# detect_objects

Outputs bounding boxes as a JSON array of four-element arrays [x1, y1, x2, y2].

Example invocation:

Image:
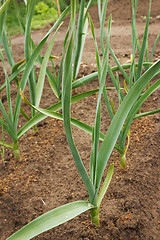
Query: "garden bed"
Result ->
[[0, 1, 160, 239]]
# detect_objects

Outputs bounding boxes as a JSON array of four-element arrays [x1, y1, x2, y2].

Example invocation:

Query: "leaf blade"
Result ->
[[97, 163, 114, 209], [35, 23, 62, 107], [7, 201, 94, 240]]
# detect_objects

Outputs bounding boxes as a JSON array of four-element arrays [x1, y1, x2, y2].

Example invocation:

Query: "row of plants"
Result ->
[[0, 0, 159, 239]]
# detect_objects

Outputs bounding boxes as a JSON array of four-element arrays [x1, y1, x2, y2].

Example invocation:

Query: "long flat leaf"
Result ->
[[90, 103, 101, 186], [88, 14, 102, 187], [100, 0, 109, 54], [101, 16, 114, 120], [149, 33, 160, 62], [89, 14, 101, 78], [135, 0, 152, 81], [36, 23, 62, 107], [0, 0, 10, 17], [2, 31, 14, 67], [109, 45, 130, 84], [7, 201, 94, 240], [57, 28, 70, 98], [91, 15, 111, 194], [25, 0, 37, 117], [62, 33, 95, 202], [134, 108, 160, 119], [73, 5, 88, 80], [0, 140, 13, 149], [85, 0, 94, 19], [97, 163, 114, 209], [25, 0, 36, 61], [131, 0, 139, 82], [0, 51, 13, 122]]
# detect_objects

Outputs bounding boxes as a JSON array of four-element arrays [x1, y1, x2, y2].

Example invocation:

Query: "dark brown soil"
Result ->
[[0, 1, 160, 239]]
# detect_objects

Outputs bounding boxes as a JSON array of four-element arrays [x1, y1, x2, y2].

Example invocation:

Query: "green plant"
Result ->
[[41, 0, 160, 173], [0, 115, 5, 166], [31, 1, 58, 29], [103, 0, 160, 170], [0, 0, 99, 159], [0, 0, 100, 160], [0, 0, 70, 159], [5, 0, 60, 35], [5, 0, 26, 35], [6, 0, 160, 239]]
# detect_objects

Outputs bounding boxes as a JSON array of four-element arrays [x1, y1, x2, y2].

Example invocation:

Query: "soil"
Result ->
[[0, 1, 160, 240]]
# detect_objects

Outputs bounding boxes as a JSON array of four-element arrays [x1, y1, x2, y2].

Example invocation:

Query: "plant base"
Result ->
[[13, 141, 20, 160], [120, 153, 126, 170], [90, 208, 100, 227]]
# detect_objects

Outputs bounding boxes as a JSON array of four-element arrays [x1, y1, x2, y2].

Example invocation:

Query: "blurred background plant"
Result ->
[[31, 1, 58, 29], [6, 0, 26, 35], [6, 0, 97, 35], [6, 0, 59, 35]]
